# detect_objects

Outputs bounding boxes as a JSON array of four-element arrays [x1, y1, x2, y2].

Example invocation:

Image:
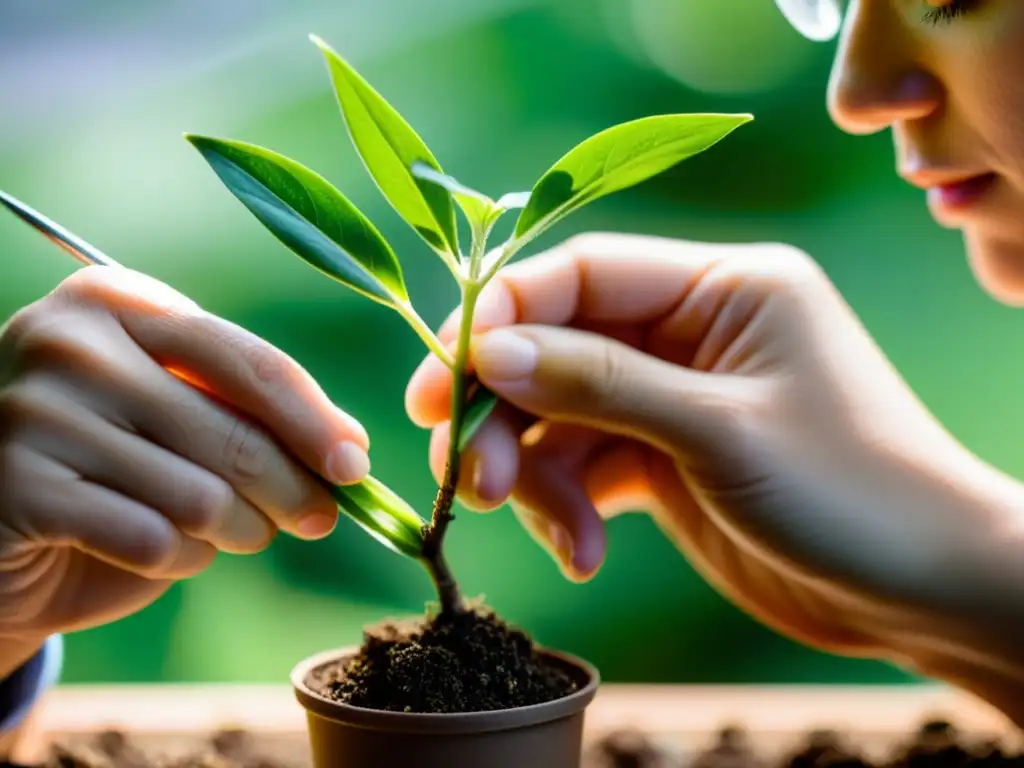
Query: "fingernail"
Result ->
[[327, 441, 370, 485], [471, 458, 486, 498], [469, 457, 500, 507], [539, 518, 574, 573], [473, 329, 538, 381], [297, 513, 337, 539]]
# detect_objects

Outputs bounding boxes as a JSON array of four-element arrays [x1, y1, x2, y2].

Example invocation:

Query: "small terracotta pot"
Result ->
[[291, 645, 600, 768]]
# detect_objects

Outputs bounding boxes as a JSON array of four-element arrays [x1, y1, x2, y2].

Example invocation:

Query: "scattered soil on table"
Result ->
[[691, 725, 765, 768], [307, 604, 579, 713], [45, 728, 288, 768], [33, 717, 1024, 768], [586, 727, 677, 767], [782, 728, 871, 768]]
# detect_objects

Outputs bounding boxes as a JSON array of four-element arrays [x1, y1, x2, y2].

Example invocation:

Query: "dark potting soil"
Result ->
[[309, 605, 579, 714]]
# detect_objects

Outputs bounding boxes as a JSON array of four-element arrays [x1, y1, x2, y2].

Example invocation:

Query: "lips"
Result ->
[[900, 168, 1000, 220]]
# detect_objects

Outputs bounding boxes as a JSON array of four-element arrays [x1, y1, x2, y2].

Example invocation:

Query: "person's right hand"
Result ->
[[406, 233, 1024, 664], [0, 265, 371, 674]]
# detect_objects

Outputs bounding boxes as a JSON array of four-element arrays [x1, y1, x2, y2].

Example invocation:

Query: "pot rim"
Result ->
[[291, 645, 600, 735]]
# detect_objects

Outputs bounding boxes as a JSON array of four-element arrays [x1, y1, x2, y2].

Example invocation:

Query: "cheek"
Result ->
[[942, 4, 1024, 306], [949, 10, 1024, 180]]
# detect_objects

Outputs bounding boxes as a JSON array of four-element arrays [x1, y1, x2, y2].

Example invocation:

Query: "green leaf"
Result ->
[[411, 162, 529, 238], [185, 135, 407, 306], [331, 475, 427, 559], [411, 162, 493, 230], [513, 113, 753, 242], [310, 35, 459, 260], [457, 385, 499, 452], [494, 191, 530, 211]]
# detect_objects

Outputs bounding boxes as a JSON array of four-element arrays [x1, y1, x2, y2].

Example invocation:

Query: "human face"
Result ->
[[783, 1, 1024, 305]]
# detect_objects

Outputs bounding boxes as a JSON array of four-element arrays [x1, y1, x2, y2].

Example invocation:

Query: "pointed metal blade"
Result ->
[[0, 189, 120, 267]]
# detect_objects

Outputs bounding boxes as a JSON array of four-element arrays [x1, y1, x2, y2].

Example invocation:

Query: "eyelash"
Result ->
[[921, 0, 980, 25]]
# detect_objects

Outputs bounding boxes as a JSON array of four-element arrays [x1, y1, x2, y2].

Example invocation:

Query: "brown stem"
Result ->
[[421, 458, 463, 616], [419, 283, 480, 616]]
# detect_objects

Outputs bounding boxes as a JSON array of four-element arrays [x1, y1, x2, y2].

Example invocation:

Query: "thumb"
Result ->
[[470, 326, 734, 454]]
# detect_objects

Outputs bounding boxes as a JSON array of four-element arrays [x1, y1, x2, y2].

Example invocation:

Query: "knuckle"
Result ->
[[1, 302, 43, 351], [51, 265, 116, 306], [755, 244, 826, 292], [235, 334, 299, 397], [250, 344, 290, 387], [0, 442, 28, 503], [243, 523, 277, 554], [2, 308, 116, 377], [52, 265, 196, 315], [221, 416, 274, 482], [181, 477, 235, 536], [561, 231, 605, 257], [0, 381, 56, 439], [572, 341, 631, 407], [130, 524, 182, 573], [2, 303, 62, 362]]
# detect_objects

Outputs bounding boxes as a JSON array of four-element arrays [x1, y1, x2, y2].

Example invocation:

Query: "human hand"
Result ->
[[0, 265, 370, 673], [406, 233, 1024, 659]]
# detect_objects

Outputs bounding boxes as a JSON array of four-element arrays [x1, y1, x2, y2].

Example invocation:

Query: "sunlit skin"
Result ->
[[828, 0, 1024, 303]]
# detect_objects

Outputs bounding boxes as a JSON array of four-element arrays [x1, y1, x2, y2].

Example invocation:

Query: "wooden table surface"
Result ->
[[7, 683, 1018, 765]]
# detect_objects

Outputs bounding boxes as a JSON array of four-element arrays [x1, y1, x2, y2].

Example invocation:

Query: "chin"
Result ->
[[965, 229, 1024, 306]]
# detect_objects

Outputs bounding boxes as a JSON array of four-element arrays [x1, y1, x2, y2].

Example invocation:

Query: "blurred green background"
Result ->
[[2, 0, 1019, 687]]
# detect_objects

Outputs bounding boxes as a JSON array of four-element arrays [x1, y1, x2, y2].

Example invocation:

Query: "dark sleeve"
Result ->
[[0, 635, 63, 734]]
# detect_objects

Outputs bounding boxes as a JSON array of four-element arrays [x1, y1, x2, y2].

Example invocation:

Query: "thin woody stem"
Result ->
[[420, 276, 483, 615]]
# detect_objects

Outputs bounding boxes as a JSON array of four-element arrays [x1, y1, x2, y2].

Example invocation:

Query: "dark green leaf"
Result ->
[[331, 475, 426, 559], [310, 35, 459, 259], [185, 135, 407, 306], [514, 114, 753, 241], [457, 386, 499, 452]]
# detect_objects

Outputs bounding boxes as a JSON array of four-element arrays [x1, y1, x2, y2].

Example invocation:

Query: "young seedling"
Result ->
[[185, 34, 751, 617]]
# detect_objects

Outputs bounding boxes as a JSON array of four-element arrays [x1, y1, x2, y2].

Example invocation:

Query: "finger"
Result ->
[[406, 318, 644, 430], [510, 459, 607, 582], [470, 324, 737, 455], [406, 233, 729, 426], [509, 425, 651, 571], [21, 324, 343, 543], [512, 423, 658, 519], [13, 382, 277, 554], [32, 557, 176, 635], [113, 366, 341, 541], [405, 280, 513, 428], [651, 256, 772, 373], [427, 404, 528, 512], [3, 443, 215, 579], [581, 439, 659, 519], [62, 266, 370, 485]]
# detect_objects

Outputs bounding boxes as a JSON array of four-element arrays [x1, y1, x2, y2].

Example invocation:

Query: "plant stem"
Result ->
[[394, 301, 455, 369], [420, 276, 482, 616], [480, 236, 525, 286]]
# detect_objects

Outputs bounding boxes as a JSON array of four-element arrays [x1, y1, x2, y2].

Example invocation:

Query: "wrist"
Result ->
[[866, 447, 1024, 723]]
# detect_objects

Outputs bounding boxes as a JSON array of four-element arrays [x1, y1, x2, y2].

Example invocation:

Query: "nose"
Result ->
[[826, 2, 943, 135]]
